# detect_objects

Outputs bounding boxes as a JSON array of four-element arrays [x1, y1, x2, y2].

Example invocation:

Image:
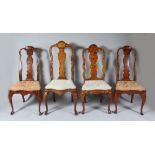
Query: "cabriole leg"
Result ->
[[8, 91, 14, 115], [140, 91, 146, 115], [44, 91, 49, 115], [81, 92, 86, 114]]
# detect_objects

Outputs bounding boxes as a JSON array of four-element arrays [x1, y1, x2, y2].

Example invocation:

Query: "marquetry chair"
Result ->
[[8, 46, 42, 115], [44, 41, 78, 115], [80, 44, 112, 114], [114, 45, 146, 115]]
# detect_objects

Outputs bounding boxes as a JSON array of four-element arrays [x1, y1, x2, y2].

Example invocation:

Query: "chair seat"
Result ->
[[9, 81, 41, 91], [45, 79, 76, 90], [116, 81, 145, 91], [82, 80, 111, 91]]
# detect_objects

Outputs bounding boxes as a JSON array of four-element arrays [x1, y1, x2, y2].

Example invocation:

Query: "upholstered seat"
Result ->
[[45, 79, 76, 90], [114, 46, 146, 115], [116, 81, 145, 91], [9, 81, 41, 91], [82, 80, 111, 91]]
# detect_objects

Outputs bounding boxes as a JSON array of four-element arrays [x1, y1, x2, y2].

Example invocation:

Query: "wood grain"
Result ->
[[45, 41, 78, 115], [115, 45, 146, 115], [81, 44, 112, 114], [8, 46, 42, 115]]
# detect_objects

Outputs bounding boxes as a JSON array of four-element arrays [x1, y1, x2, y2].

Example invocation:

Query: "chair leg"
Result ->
[[140, 91, 146, 115], [114, 92, 120, 114], [36, 91, 42, 116], [72, 92, 78, 115], [8, 91, 14, 115], [108, 93, 112, 114], [44, 91, 49, 115], [22, 95, 25, 102], [53, 93, 56, 102], [131, 94, 134, 103], [84, 95, 87, 103], [81, 92, 86, 114], [100, 95, 103, 103], [71, 94, 73, 102]]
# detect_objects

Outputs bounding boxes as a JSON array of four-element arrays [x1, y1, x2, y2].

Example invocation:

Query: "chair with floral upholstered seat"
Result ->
[[114, 45, 146, 115], [44, 41, 78, 115], [80, 44, 112, 114], [8, 46, 42, 115]]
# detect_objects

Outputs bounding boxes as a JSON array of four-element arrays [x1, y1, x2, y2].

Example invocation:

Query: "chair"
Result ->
[[80, 44, 112, 114], [114, 45, 146, 115], [44, 41, 78, 115], [8, 46, 42, 115]]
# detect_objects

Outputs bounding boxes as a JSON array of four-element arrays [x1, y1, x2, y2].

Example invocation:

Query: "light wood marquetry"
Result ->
[[49, 41, 75, 80], [44, 41, 78, 115], [82, 44, 106, 81], [81, 44, 112, 114]]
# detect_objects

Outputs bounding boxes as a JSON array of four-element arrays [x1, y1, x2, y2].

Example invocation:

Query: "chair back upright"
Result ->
[[19, 46, 41, 82], [116, 45, 137, 81], [82, 44, 106, 81], [49, 41, 75, 81]]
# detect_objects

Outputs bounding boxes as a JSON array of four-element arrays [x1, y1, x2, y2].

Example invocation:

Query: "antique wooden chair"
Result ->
[[8, 46, 42, 115], [80, 44, 112, 114], [44, 41, 78, 115], [114, 45, 146, 115]]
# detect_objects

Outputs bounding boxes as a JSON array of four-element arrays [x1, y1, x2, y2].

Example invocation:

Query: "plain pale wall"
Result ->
[[129, 34, 155, 109], [1, 33, 151, 111]]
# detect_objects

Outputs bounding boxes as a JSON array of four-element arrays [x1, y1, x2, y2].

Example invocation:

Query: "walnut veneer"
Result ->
[[114, 45, 146, 115], [80, 44, 112, 114], [44, 41, 78, 115], [8, 46, 42, 115]]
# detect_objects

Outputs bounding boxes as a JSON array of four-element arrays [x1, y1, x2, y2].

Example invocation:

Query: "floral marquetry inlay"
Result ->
[[116, 45, 137, 81], [82, 44, 106, 80]]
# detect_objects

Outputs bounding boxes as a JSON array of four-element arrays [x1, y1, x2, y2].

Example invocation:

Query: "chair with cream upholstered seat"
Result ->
[[80, 44, 112, 114], [8, 46, 42, 115], [114, 45, 146, 115], [44, 41, 78, 115]]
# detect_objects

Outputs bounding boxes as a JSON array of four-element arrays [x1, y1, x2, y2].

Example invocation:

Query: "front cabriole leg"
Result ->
[[8, 91, 15, 115]]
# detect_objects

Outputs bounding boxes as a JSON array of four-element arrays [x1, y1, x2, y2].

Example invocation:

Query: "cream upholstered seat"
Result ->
[[82, 80, 111, 91], [45, 79, 76, 90], [9, 81, 41, 91], [116, 81, 145, 91]]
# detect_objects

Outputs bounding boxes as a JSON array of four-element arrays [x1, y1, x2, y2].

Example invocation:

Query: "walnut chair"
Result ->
[[80, 44, 112, 114], [44, 41, 78, 115], [8, 46, 42, 115], [114, 45, 146, 115]]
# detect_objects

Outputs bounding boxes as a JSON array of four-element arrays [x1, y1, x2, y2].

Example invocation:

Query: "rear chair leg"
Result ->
[[100, 95, 103, 103], [114, 92, 120, 114], [36, 91, 42, 116], [108, 93, 112, 114], [53, 93, 56, 102], [131, 94, 134, 103], [22, 95, 25, 102]]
